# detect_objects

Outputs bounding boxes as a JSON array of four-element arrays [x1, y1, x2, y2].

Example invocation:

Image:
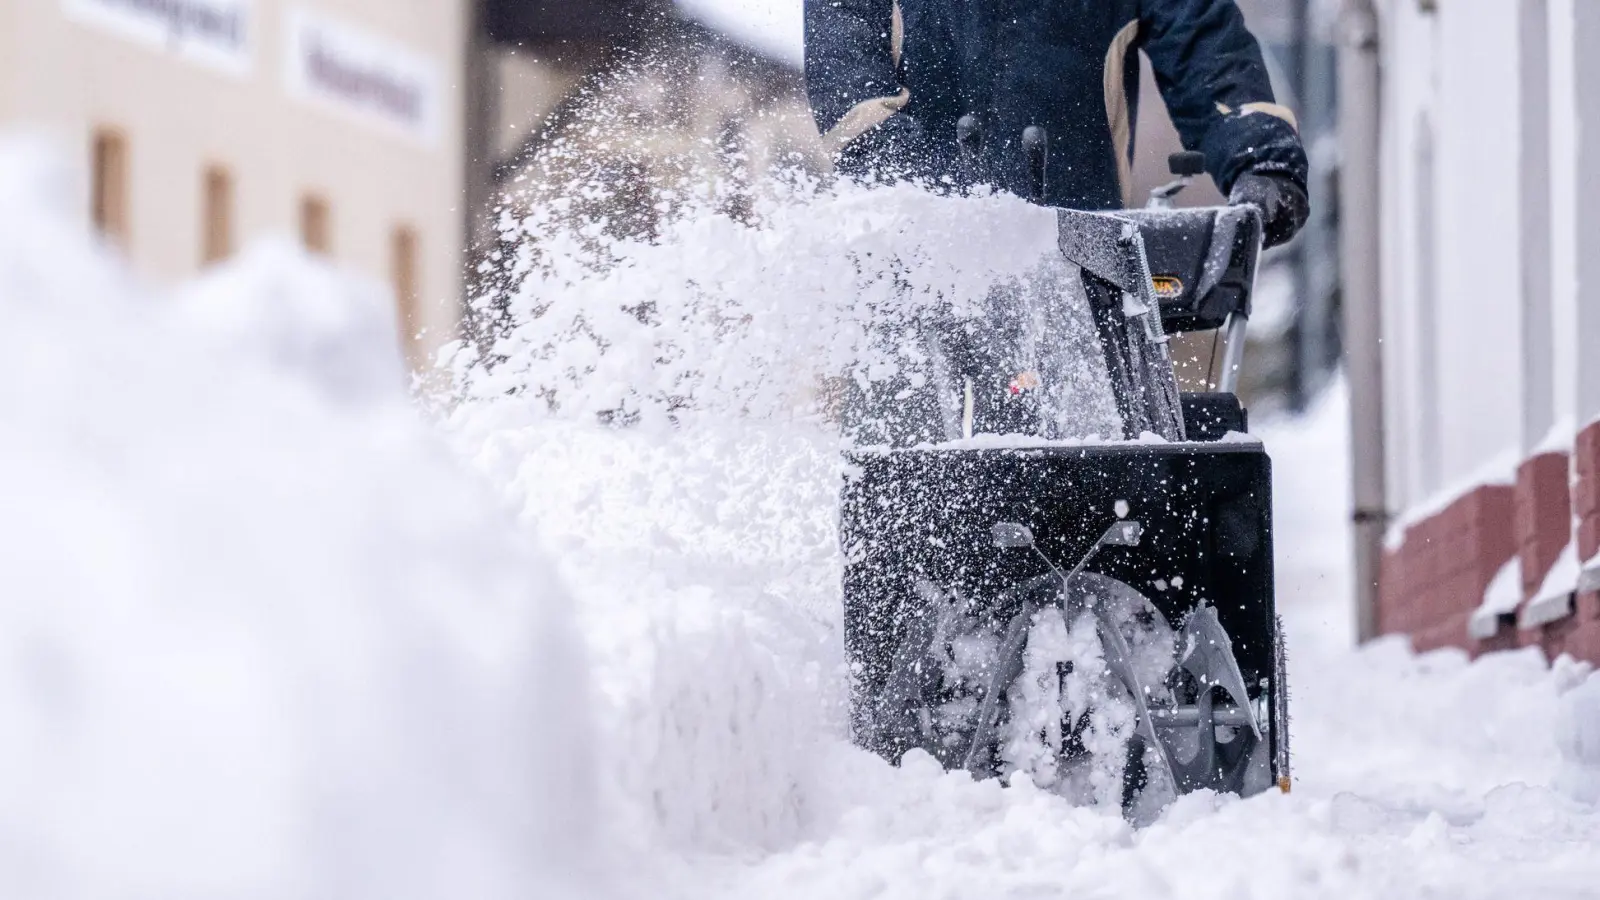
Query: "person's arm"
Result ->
[[804, 0, 918, 171], [1140, 0, 1308, 244]]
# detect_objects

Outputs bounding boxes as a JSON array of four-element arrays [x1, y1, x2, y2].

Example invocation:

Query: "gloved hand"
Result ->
[[1229, 171, 1309, 249]]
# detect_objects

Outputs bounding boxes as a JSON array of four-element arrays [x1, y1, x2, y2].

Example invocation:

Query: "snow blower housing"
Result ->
[[841, 152, 1287, 815]]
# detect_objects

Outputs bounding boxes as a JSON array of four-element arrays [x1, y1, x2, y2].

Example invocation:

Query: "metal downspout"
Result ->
[[1338, 0, 1386, 642]]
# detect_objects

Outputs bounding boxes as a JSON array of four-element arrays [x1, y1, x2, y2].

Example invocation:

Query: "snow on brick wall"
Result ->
[[1373, 0, 1600, 657]]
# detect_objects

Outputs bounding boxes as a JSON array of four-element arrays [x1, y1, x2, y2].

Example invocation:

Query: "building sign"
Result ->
[[62, 0, 252, 74], [285, 9, 441, 146]]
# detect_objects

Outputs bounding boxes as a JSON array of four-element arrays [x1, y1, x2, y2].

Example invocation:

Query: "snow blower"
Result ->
[[840, 146, 1288, 817]]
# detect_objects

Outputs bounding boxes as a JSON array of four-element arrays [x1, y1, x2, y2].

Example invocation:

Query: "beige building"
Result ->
[[479, 3, 821, 241], [0, 0, 470, 367]]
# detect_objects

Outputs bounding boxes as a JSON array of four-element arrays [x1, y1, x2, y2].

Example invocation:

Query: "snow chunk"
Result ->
[[1580, 551, 1600, 595], [1469, 555, 1522, 639], [1521, 542, 1580, 630]]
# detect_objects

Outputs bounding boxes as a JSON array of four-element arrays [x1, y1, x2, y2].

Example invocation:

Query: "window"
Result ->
[[201, 164, 234, 265], [91, 128, 129, 245], [299, 193, 331, 255], [392, 224, 421, 364]]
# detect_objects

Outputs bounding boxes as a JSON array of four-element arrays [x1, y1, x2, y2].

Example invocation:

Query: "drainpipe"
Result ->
[[464, 0, 498, 263], [1338, 0, 1386, 642]]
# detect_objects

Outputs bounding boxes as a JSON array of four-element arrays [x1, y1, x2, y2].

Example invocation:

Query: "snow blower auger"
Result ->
[[840, 147, 1288, 819]]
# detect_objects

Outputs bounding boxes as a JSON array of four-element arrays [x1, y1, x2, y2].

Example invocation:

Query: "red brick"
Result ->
[[1515, 452, 1573, 599], [1412, 611, 1472, 655], [1377, 484, 1518, 646], [1530, 598, 1600, 663], [1576, 421, 1600, 561], [1378, 549, 1405, 634], [1475, 628, 1521, 657]]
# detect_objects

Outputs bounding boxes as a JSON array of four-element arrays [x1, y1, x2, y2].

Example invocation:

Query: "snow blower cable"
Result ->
[[1205, 327, 1224, 390]]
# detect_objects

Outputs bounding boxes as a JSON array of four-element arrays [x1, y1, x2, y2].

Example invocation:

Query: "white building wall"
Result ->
[[1574, 0, 1600, 427], [1379, 0, 1530, 513], [1432, 0, 1523, 477], [1548, 0, 1581, 439], [1517, 0, 1553, 453], [1378, 0, 1437, 512], [0, 0, 468, 367]]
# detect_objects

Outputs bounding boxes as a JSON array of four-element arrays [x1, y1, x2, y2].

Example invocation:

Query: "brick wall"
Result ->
[[1578, 421, 1600, 564], [1377, 485, 1515, 652], [1515, 452, 1572, 596], [1377, 432, 1600, 665], [1566, 420, 1600, 662]]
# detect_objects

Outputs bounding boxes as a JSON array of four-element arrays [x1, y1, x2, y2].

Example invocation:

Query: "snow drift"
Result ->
[[0, 136, 592, 900]]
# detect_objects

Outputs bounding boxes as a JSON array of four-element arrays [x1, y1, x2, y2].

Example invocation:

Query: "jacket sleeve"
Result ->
[[1139, 0, 1308, 194], [804, 0, 911, 156]]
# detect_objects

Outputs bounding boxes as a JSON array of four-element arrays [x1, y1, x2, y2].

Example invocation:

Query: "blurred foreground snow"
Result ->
[[0, 138, 591, 900], [1, 135, 1597, 899]]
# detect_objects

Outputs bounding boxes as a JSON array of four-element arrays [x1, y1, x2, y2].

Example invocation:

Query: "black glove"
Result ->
[[1229, 171, 1309, 249]]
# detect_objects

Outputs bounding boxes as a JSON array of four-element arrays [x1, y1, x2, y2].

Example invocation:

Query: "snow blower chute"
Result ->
[[840, 147, 1288, 817]]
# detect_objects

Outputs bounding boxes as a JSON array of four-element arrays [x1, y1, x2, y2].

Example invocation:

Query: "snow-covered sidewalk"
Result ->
[[474, 386, 1600, 900]]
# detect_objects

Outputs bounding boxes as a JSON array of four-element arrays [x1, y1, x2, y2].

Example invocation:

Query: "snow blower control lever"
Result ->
[[990, 519, 1143, 592], [954, 118, 1049, 203], [1148, 151, 1207, 209]]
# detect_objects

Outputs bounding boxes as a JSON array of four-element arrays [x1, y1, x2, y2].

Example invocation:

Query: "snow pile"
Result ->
[[452, 414, 842, 863], [0, 137, 592, 899], [174, 240, 411, 407], [1558, 675, 1600, 802]]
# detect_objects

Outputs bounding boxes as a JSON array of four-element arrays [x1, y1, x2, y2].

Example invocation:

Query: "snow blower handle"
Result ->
[[991, 519, 1144, 590], [1147, 151, 1207, 209]]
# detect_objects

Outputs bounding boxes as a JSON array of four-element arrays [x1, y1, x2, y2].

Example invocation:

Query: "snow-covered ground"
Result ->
[[2, 134, 1598, 899]]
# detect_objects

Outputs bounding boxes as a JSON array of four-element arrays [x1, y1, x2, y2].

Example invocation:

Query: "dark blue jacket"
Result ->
[[804, 0, 1307, 209]]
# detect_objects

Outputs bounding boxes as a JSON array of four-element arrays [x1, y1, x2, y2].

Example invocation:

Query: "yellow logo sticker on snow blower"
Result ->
[[1152, 275, 1184, 301]]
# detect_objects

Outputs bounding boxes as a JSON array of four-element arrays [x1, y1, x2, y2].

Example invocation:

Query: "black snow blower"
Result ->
[[840, 144, 1288, 818]]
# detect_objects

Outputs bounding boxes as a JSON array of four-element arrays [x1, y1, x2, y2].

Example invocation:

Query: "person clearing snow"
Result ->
[[796, 0, 1329, 821], [804, 0, 1310, 247]]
